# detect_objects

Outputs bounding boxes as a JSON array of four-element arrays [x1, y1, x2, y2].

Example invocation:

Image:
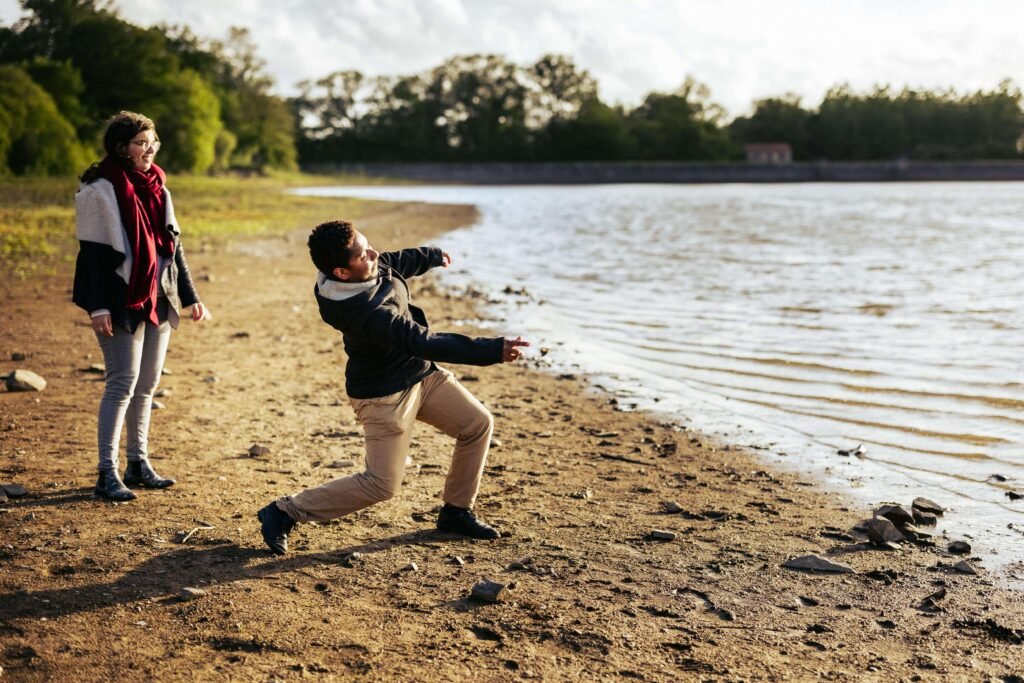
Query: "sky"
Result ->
[[2, 0, 1022, 118]]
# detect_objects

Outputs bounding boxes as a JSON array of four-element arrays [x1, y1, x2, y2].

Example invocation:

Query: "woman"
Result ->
[[73, 111, 209, 501]]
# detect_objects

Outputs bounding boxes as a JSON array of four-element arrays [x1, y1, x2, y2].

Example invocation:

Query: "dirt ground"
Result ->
[[1, 198, 1023, 682]]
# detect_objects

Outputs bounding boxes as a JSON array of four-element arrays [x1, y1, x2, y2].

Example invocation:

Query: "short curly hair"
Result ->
[[308, 220, 356, 275]]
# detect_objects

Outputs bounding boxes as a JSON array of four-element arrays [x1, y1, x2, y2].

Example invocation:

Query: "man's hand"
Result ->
[[502, 336, 529, 362], [441, 252, 452, 268]]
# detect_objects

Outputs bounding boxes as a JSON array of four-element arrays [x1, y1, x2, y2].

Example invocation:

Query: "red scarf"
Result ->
[[97, 156, 173, 325]]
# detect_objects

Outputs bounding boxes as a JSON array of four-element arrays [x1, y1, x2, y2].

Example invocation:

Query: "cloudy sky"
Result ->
[[2, 0, 1021, 117]]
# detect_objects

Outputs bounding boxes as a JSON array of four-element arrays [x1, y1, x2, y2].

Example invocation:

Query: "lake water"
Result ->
[[294, 182, 1024, 575]]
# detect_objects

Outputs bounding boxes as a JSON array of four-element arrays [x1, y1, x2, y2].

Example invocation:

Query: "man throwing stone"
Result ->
[[258, 220, 528, 555]]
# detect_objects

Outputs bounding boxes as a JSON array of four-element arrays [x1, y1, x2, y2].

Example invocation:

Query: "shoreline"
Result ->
[[1, 195, 1023, 680], [304, 160, 1024, 184]]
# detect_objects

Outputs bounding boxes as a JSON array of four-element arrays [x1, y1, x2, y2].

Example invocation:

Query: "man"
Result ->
[[257, 220, 528, 555]]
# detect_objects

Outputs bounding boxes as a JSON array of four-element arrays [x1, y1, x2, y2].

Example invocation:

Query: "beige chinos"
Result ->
[[276, 368, 493, 523]]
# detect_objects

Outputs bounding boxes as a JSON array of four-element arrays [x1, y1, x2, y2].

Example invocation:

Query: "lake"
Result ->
[[294, 182, 1024, 574]]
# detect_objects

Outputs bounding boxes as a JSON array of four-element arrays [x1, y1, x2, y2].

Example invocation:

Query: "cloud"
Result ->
[[1, 0, 1021, 116]]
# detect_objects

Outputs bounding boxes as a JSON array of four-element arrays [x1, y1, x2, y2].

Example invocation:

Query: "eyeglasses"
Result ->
[[130, 138, 161, 152]]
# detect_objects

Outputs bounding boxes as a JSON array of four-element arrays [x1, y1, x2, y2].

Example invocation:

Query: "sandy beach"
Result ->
[[1, 197, 1023, 681]]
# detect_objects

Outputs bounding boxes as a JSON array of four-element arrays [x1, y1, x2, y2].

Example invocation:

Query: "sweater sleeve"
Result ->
[[72, 240, 111, 314], [363, 307, 504, 366], [174, 241, 200, 307], [379, 247, 443, 280]]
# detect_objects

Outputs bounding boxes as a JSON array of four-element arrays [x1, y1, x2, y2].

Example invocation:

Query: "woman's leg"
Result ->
[[96, 325, 145, 472], [124, 312, 174, 488]]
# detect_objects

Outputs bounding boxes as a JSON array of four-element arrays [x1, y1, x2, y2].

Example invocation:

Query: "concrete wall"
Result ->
[[305, 160, 1024, 184]]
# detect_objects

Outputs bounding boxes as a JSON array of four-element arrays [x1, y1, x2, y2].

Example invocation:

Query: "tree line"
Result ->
[[1, 0, 1022, 176]]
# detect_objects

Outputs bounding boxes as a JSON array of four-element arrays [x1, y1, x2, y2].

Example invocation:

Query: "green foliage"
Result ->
[[0, 64, 90, 175], [0, 1, 296, 175]]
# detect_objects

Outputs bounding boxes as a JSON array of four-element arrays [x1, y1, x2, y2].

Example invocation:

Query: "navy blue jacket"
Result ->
[[315, 247, 504, 399]]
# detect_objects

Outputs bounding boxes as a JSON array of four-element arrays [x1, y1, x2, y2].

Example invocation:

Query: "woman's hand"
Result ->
[[191, 302, 211, 322], [502, 336, 529, 362], [91, 313, 113, 337]]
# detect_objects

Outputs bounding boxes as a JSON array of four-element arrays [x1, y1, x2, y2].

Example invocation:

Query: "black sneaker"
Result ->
[[257, 502, 296, 555], [436, 503, 499, 540]]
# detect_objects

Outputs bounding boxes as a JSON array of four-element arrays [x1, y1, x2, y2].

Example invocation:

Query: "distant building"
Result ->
[[744, 143, 792, 164]]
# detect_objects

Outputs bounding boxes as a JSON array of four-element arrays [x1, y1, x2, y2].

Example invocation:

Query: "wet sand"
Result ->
[[1, 198, 1022, 681]]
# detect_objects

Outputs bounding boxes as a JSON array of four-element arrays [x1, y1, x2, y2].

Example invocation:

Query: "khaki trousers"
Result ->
[[276, 369, 494, 523]]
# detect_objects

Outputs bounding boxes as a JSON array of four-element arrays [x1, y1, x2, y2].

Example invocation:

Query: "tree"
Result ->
[[729, 94, 812, 159], [0, 63, 90, 175]]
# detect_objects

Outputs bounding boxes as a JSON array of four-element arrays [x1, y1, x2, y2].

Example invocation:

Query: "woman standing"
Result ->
[[73, 111, 209, 501]]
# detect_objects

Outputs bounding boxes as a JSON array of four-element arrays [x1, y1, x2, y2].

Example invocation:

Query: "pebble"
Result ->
[[83, 363, 105, 374], [952, 560, 978, 575], [4, 370, 46, 392], [326, 460, 355, 469], [180, 587, 207, 601], [248, 444, 270, 457], [11, 352, 26, 361], [912, 497, 945, 515], [912, 509, 938, 527], [948, 541, 971, 555], [875, 504, 914, 528], [452, 556, 466, 566], [570, 489, 592, 500], [783, 555, 855, 574], [470, 579, 506, 603], [866, 518, 905, 545], [661, 501, 683, 514], [401, 562, 418, 573], [0, 484, 27, 499], [650, 529, 677, 541], [155, 388, 172, 398], [837, 444, 866, 457], [152, 401, 166, 410]]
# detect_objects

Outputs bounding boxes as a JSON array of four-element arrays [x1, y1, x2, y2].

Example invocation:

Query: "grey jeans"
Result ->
[[95, 305, 171, 471]]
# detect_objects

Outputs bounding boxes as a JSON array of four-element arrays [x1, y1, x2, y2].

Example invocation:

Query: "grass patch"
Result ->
[[0, 172, 391, 279]]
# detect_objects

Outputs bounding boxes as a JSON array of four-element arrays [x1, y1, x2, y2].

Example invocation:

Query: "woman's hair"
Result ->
[[80, 111, 157, 183], [308, 220, 356, 275]]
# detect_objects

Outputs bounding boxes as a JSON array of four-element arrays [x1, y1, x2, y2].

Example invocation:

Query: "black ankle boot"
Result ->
[[257, 502, 296, 555], [95, 468, 137, 501], [436, 503, 500, 539], [123, 459, 175, 489]]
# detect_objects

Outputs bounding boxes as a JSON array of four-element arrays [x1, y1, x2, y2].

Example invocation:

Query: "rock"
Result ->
[[82, 363, 105, 374], [231, 331, 250, 338], [401, 562, 418, 573], [912, 497, 945, 515], [0, 490, 7, 504], [155, 388, 172, 398], [912, 509, 938, 526], [988, 474, 1008, 482], [507, 556, 534, 571], [248, 444, 270, 457], [901, 525, 934, 543], [4, 370, 46, 392], [489, 438, 502, 449], [180, 587, 206, 601], [204, 376, 219, 383], [875, 504, 914, 528], [570, 488, 592, 500], [326, 460, 355, 469], [1007, 491, 1024, 501], [11, 352, 26, 361], [650, 529, 677, 541], [661, 501, 683, 514], [865, 518, 906, 545], [470, 579, 506, 603], [783, 555, 855, 574], [837, 443, 866, 457], [340, 552, 363, 568], [152, 401, 166, 410], [452, 556, 466, 566], [952, 560, 977, 575], [948, 541, 971, 555], [0, 484, 27, 498]]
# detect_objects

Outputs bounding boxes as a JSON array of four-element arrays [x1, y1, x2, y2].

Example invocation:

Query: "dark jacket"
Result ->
[[315, 246, 504, 399], [73, 240, 199, 331]]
